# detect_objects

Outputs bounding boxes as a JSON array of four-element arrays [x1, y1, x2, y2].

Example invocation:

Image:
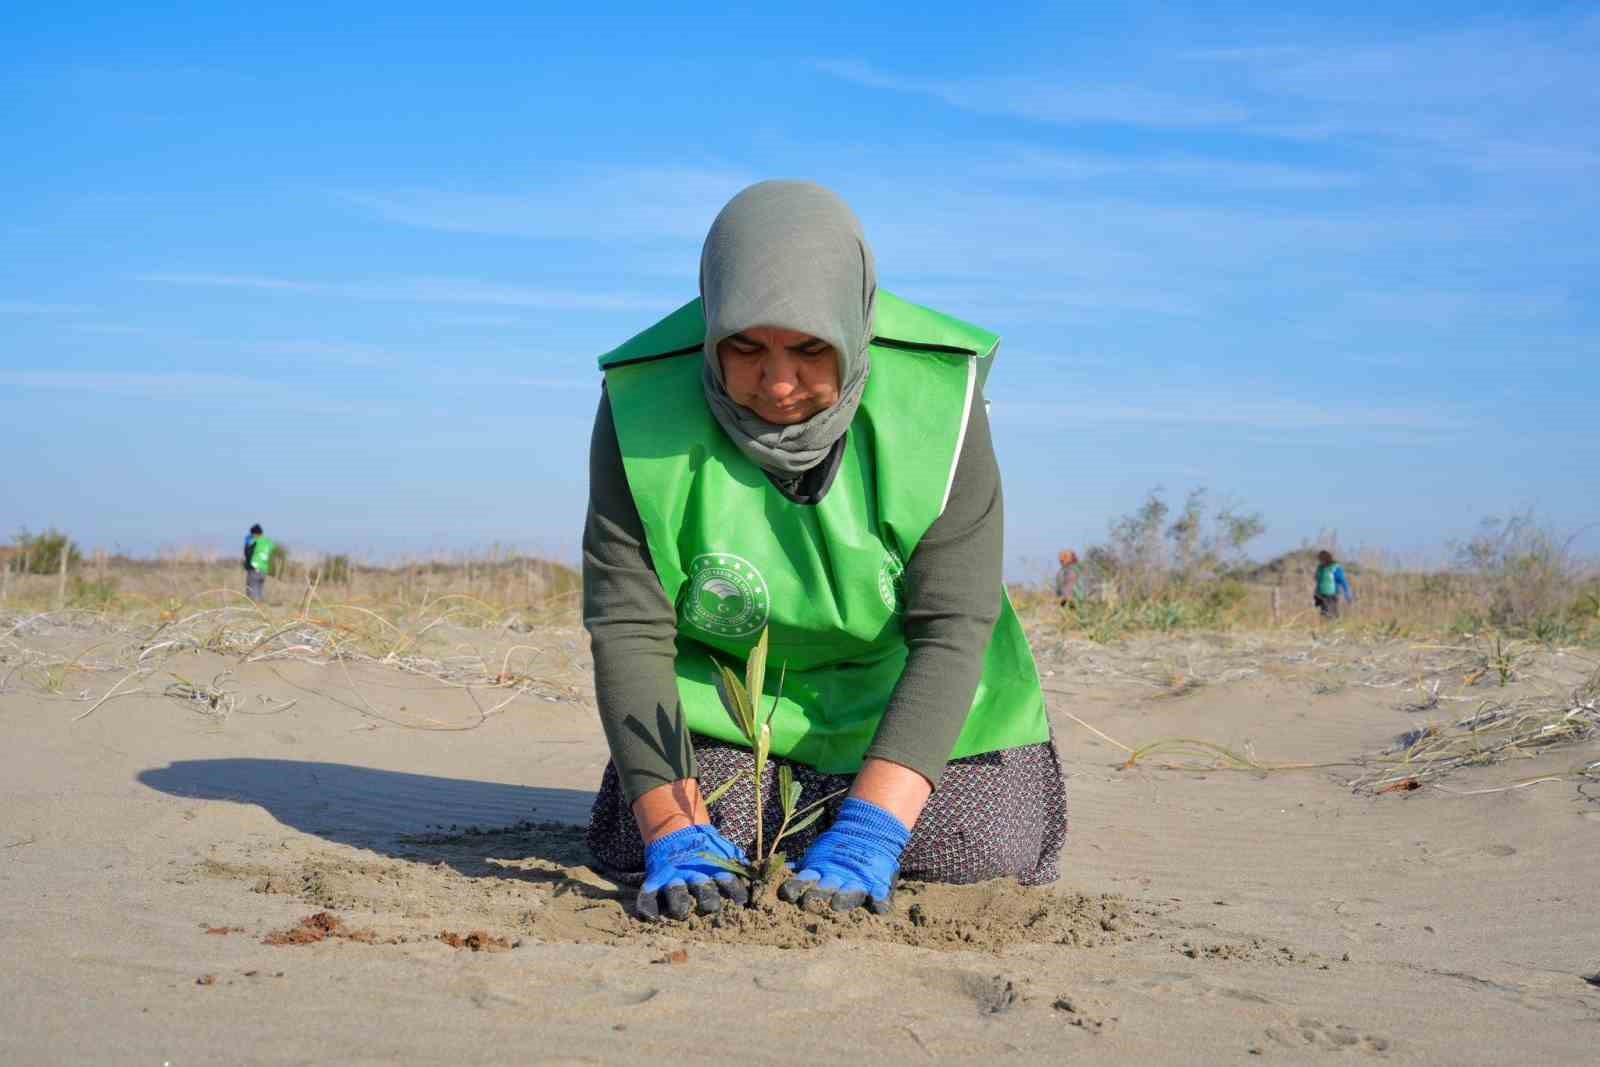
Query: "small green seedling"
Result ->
[[1482, 633, 1530, 687], [701, 627, 844, 889]]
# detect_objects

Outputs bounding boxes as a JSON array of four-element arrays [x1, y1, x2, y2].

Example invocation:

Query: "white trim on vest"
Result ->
[[938, 356, 977, 515]]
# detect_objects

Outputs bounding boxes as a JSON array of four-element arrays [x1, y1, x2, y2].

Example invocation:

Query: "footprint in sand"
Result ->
[[1265, 1017, 1391, 1055], [973, 974, 1021, 1015]]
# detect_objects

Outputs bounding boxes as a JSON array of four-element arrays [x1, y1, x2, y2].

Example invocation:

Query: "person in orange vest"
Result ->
[[1054, 549, 1080, 605]]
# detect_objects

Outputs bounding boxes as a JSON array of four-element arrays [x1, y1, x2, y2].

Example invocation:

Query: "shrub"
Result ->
[[1202, 579, 1249, 614], [1093, 487, 1266, 597], [1453, 511, 1583, 632], [313, 554, 352, 584], [14, 528, 82, 574], [68, 576, 119, 609]]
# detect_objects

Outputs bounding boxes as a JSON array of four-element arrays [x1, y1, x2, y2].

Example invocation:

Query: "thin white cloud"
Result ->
[[429, 371, 597, 390], [989, 394, 1459, 434], [1193, 16, 1600, 177], [859, 181, 1497, 297], [1341, 287, 1574, 325], [813, 59, 1249, 128], [69, 323, 170, 336], [1228, 21, 1599, 110], [991, 149, 1360, 191], [822, 17, 1599, 181], [133, 272, 666, 311], [385, 278, 661, 311], [60, 324, 399, 366], [903, 281, 1202, 318], [259, 340, 392, 366], [0, 371, 392, 417], [426, 313, 526, 327], [0, 371, 261, 392], [136, 272, 318, 292], [341, 165, 756, 241], [0, 301, 93, 314]]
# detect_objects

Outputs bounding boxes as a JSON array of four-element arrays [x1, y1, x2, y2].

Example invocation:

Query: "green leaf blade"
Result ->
[[715, 663, 755, 742], [696, 852, 755, 878], [778, 764, 797, 818], [774, 805, 826, 843], [765, 661, 787, 727], [701, 769, 745, 808], [745, 626, 769, 717], [755, 722, 771, 780]]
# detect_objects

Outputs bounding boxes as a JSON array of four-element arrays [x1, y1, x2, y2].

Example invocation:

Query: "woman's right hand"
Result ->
[[636, 823, 750, 921]]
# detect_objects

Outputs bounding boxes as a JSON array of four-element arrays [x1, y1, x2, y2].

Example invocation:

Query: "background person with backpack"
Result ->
[[244, 523, 274, 602], [1313, 549, 1354, 618]]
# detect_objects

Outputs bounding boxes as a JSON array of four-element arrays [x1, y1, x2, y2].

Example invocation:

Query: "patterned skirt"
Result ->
[[586, 735, 1069, 886]]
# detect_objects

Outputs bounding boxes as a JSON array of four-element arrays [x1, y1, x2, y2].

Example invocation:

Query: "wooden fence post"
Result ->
[[1271, 586, 1281, 627], [56, 547, 70, 609]]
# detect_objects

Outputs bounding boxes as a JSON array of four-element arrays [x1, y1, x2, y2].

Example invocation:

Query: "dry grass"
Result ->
[[1033, 621, 1600, 792], [0, 554, 585, 730], [6, 549, 1596, 797], [1012, 560, 1599, 646], [1350, 668, 1600, 795]]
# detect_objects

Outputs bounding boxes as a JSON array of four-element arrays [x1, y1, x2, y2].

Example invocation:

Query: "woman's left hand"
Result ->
[[779, 797, 910, 913]]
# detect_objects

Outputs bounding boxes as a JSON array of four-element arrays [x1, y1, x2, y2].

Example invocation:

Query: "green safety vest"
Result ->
[[250, 537, 276, 574], [597, 291, 1048, 774]]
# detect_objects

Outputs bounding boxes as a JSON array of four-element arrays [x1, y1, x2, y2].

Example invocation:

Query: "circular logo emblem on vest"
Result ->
[[878, 548, 906, 614], [683, 553, 771, 638]]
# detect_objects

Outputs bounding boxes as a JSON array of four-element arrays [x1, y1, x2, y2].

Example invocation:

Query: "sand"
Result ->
[[2, 615, 1597, 1063]]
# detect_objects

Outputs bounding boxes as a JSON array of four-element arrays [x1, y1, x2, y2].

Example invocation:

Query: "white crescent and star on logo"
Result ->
[[682, 552, 771, 637]]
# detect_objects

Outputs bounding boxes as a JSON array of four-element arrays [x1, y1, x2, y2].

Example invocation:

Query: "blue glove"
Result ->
[[636, 824, 750, 921], [779, 798, 910, 914]]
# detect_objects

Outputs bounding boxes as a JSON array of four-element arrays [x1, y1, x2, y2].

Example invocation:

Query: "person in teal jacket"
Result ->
[[582, 181, 1067, 922], [1313, 550, 1354, 618]]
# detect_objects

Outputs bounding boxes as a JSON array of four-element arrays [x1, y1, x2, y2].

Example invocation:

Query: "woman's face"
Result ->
[[716, 326, 841, 425]]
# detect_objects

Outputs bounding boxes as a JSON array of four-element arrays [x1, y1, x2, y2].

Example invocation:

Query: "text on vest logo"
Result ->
[[682, 553, 771, 638]]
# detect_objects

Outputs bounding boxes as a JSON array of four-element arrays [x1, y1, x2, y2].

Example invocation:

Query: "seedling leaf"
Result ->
[[697, 852, 754, 878], [745, 627, 768, 718], [777, 805, 826, 840], [694, 631, 828, 900], [765, 661, 787, 728], [702, 769, 746, 808], [756, 722, 771, 778], [778, 764, 798, 818], [715, 663, 755, 741], [789, 786, 849, 822]]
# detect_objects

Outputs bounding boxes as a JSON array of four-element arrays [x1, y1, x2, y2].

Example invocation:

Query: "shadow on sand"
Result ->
[[137, 759, 617, 897]]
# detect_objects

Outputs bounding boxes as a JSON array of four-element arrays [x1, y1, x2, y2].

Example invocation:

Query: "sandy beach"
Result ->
[[3, 611, 1597, 1064]]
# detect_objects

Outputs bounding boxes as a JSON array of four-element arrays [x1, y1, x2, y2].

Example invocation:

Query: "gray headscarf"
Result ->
[[700, 180, 876, 480]]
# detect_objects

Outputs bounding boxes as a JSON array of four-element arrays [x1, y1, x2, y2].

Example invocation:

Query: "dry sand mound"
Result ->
[[199, 822, 1145, 953]]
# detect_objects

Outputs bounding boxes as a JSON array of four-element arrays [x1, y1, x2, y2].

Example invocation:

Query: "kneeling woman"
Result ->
[[583, 181, 1066, 920]]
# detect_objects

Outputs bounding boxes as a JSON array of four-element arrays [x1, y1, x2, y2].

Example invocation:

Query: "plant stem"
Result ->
[[753, 761, 763, 862]]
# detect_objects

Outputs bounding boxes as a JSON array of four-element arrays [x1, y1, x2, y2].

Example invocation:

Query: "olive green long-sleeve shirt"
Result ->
[[582, 388, 1003, 803]]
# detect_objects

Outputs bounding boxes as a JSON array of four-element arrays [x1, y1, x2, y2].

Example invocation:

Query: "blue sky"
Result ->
[[4, 2, 1597, 576]]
